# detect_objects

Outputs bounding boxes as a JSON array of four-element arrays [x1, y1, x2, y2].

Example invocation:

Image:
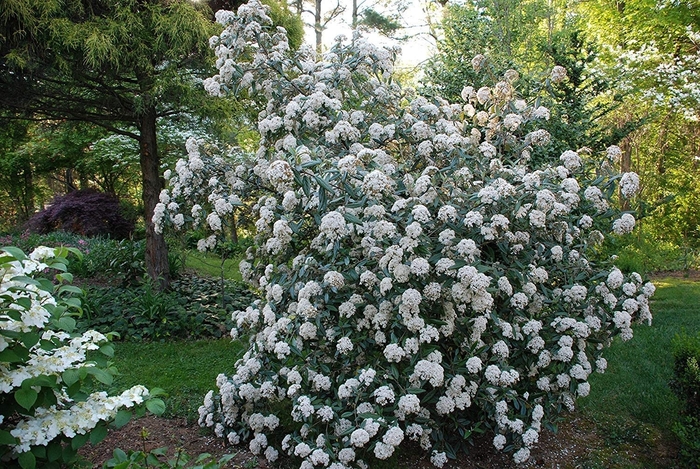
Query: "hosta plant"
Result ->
[[156, 1, 654, 466]]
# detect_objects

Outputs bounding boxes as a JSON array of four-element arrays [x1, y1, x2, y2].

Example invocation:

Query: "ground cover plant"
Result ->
[[154, 1, 656, 467], [78, 277, 258, 341]]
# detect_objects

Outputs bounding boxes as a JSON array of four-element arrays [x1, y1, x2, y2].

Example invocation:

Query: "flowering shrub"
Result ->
[[156, 1, 655, 466], [0, 246, 163, 469]]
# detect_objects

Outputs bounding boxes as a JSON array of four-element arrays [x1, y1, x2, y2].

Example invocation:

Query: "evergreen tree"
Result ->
[[0, 0, 301, 288]]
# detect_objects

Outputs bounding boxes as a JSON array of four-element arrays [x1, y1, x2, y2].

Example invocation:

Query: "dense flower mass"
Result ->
[[157, 1, 653, 466], [0, 247, 155, 463]]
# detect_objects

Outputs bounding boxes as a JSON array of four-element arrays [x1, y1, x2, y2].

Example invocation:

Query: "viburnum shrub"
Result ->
[[0, 246, 164, 469], [155, 1, 654, 466]]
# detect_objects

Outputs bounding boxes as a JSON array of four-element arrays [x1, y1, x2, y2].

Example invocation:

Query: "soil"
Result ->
[[78, 413, 680, 469]]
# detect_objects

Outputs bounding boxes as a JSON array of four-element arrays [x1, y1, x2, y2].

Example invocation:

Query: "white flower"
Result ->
[[493, 434, 506, 450], [513, 447, 531, 463], [336, 337, 354, 354], [551, 65, 568, 83], [374, 386, 395, 406], [620, 172, 640, 198], [384, 343, 405, 362], [350, 428, 370, 447], [320, 211, 348, 240], [398, 394, 421, 414], [431, 451, 448, 468], [362, 170, 393, 197]]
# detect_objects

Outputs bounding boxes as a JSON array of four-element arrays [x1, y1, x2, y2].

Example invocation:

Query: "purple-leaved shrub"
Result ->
[[26, 189, 133, 239]]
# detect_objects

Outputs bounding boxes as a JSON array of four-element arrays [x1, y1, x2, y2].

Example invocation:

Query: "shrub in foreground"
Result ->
[[157, 1, 654, 466], [0, 246, 163, 469]]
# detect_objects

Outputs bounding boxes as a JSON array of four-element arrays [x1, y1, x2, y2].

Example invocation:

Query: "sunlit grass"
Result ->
[[183, 250, 242, 282], [108, 339, 246, 421], [574, 276, 700, 468]]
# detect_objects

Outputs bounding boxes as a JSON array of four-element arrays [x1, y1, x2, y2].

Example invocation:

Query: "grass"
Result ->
[[107, 339, 246, 420], [574, 277, 700, 468], [183, 250, 243, 282]]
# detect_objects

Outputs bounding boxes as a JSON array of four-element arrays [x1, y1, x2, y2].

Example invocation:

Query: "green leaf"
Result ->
[[11, 275, 40, 286], [2, 246, 27, 261], [146, 398, 166, 416], [18, 451, 36, 469], [57, 285, 82, 295], [20, 332, 40, 349], [31, 446, 46, 458], [15, 387, 38, 410], [47, 441, 63, 462], [71, 433, 89, 450], [27, 375, 57, 388], [0, 348, 24, 363], [100, 344, 115, 358], [113, 410, 132, 429], [63, 297, 82, 309], [0, 430, 17, 445], [56, 316, 76, 332], [314, 175, 335, 193], [344, 212, 362, 225], [87, 367, 113, 385], [62, 369, 80, 387], [62, 442, 77, 461], [112, 447, 128, 463], [90, 424, 108, 445]]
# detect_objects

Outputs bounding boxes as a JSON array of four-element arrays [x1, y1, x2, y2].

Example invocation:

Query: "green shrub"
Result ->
[[599, 232, 700, 275], [670, 333, 700, 466]]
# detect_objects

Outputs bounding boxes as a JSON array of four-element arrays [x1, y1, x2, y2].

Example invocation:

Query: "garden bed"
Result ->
[[79, 413, 679, 469]]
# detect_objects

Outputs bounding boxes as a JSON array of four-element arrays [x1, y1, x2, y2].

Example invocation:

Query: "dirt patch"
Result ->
[[649, 270, 700, 280], [78, 413, 680, 469]]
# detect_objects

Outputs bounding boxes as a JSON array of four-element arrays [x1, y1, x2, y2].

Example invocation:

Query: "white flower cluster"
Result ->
[[0, 247, 152, 460], [157, 2, 654, 467]]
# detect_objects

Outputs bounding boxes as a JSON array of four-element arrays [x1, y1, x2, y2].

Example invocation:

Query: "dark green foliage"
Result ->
[[78, 276, 259, 341], [25, 189, 134, 239], [0, 232, 186, 284], [104, 446, 235, 469], [670, 333, 700, 467]]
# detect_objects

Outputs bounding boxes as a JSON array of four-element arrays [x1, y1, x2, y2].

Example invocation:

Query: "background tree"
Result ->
[[0, 0, 302, 288], [577, 0, 700, 247]]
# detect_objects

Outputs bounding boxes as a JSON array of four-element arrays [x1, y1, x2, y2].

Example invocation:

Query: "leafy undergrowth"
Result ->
[[77, 276, 259, 341]]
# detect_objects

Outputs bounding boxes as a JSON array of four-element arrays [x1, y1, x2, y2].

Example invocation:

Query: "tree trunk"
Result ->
[[20, 159, 34, 222], [139, 105, 170, 290], [315, 0, 323, 54], [352, 0, 358, 29]]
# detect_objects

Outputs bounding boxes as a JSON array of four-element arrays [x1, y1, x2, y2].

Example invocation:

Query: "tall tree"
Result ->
[[0, 0, 222, 288], [288, 0, 345, 53]]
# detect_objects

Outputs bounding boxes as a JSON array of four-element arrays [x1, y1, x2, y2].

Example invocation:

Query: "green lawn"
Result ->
[[183, 250, 243, 282], [575, 277, 700, 468], [108, 339, 246, 420]]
